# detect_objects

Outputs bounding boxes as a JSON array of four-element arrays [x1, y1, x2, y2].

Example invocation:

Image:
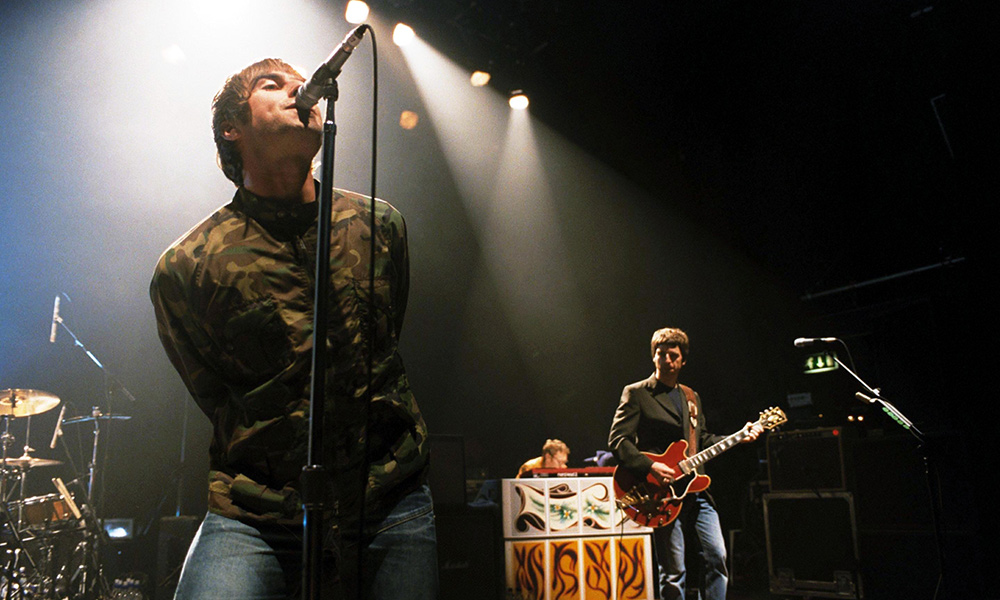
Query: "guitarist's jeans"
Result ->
[[652, 494, 728, 600]]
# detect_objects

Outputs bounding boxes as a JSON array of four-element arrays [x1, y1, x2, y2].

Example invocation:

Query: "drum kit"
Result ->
[[1, 388, 130, 599]]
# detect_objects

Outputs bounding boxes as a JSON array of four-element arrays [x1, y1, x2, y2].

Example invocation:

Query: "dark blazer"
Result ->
[[608, 374, 725, 475]]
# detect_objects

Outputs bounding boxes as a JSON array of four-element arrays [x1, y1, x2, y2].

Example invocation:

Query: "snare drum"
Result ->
[[18, 493, 73, 528]]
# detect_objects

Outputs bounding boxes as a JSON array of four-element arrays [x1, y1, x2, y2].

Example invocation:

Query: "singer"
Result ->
[[150, 58, 437, 599]]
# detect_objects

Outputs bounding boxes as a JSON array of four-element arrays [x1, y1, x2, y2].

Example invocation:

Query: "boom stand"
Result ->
[[53, 310, 137, 599], [832, 353, 947, 599]]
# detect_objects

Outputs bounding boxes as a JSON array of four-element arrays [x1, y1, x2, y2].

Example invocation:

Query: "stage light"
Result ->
[[393, 24, 415, 47], [345, 1, 369, 24], [470, 70, 491, 87], [161, 44, 186, 65], [399, 110, 419, 130], [508, 90, 529, 110]]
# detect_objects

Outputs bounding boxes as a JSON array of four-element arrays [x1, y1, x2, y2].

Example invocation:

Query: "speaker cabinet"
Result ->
[[436, 505, 503, 599], [764, 492, 862, 599], [428, 434, 467, 509], [767, 427, 845, 492]]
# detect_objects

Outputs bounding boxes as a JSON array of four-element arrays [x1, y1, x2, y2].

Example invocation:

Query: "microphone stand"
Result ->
[[53, 315, 136, 504], [53, 317, 138, 408], [52, 312, 136, 600], [830, 351, 947, 599], [301, 78, 339, 600]]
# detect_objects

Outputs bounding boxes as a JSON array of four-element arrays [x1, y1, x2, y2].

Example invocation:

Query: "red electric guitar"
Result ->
[[613, 406, 786, 527]]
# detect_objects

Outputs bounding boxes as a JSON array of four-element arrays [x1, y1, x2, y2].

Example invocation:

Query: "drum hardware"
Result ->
[[0, 389, 123, 600], [1, 478, 88, 599], [1, 389, 60, 531], [1, 411, 41, 595], [40, 407, 133, 600], [52, 478, 83, 523], [10, 495, 74, 531], [61, 407, 131, 524], [61, 414, 131, 426], [0, 391, 60, 419], [1, 520, 87, 599], [1, 457, 63, 471], [4, 304, 140, 599]]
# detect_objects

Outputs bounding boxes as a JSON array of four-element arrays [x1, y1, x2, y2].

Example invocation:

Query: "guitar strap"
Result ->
[[679, 383, 698, 457]]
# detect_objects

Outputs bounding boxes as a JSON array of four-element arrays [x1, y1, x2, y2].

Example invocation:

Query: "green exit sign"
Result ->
[[804, 351, 839, 374]]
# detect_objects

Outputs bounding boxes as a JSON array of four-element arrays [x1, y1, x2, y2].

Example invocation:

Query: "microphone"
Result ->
[[793, 337, 838, 347], [855, 392, 878, 404], [295, 25, 367, 112], [50, 404, 67, 449], [49, 295, 61, 343]]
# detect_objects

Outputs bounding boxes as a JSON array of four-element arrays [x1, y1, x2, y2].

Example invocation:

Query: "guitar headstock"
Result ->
[[758, 406, 788, 430]]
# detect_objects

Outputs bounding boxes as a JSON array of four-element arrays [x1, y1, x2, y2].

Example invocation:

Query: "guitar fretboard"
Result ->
[[678, 425, 751, 474]]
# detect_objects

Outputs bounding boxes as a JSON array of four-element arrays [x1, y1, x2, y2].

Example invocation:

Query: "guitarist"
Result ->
[[608, 327, 762, 600]]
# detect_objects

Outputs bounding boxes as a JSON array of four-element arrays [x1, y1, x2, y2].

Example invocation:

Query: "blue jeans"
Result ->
[[652, 494, 728, 600], [174, 485, 439, 600]]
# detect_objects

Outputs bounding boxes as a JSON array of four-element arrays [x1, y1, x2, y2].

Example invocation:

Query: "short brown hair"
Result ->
[[650, 327, 689, 358], [212, 58, 303, 186], [542, 439, 569, 457]]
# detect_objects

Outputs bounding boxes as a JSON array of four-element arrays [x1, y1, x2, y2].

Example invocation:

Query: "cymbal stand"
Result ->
[[0, 414, 37, 595], [84, 408, 101, 512], [59, 409, 109, 600], [14, 416, 35, 531]]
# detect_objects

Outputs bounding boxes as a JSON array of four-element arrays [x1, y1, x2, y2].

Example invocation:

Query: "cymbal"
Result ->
[[0, 389, 60, 418], [2, 455, 63, 469], [63, 414, 131, 425]]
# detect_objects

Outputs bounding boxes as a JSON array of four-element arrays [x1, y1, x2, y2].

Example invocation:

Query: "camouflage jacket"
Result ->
[[150, 184, 429, 524]]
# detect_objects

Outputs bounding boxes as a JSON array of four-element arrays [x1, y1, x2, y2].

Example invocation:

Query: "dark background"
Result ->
[[1, 0, 995, 597]]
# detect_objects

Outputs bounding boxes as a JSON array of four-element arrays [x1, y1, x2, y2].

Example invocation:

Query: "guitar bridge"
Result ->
[[618, 487, 651, 511]]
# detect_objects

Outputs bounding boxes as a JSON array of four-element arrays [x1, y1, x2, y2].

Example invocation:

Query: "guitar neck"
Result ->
[[679, 421, 755, 473]]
